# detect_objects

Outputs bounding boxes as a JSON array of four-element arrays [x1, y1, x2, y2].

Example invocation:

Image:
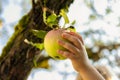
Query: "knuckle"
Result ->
[[71, 37, 77, 42], [63, 51, 69, 56], [76, 48, 80, 53], [72, 37, 79, 44], [64, 42, 71, 48], [64, 52, 71, 57], [74, 37, 78, 41]]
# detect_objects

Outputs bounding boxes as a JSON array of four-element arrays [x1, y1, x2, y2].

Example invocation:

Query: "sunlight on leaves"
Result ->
[[31, 30, 47, 39], [60, 9, 69, 26]]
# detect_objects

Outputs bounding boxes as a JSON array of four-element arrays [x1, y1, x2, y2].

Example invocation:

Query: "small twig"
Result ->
[[42, 7, 54, 14]]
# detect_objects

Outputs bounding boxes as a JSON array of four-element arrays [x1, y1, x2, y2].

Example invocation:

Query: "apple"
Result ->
[[44, 28, 69, 60]]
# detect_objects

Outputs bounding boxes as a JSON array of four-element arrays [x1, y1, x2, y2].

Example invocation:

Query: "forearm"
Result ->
[[57, 32, 105, 80], [77, 64, 105, 80]]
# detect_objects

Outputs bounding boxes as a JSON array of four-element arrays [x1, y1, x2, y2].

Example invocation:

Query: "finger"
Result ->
[[66, 32, 84, 45], [62, 33, 83, 49], [57, 50, 75, 59], [58, 40, 80, 55]]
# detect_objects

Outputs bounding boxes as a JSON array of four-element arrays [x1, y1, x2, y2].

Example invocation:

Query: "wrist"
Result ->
[[77, 62, 92, 73]]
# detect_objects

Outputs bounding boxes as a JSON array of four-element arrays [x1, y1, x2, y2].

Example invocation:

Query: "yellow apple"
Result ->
[[44, 28, 68, 60]]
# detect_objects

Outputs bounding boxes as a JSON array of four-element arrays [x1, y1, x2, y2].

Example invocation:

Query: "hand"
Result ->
[[57, 32, 105, 80], [57, 32, 90, 72]]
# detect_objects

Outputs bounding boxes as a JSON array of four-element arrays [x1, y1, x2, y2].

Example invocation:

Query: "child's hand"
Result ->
[[57, 32, 105, 80], [57, 32, 90, 72]]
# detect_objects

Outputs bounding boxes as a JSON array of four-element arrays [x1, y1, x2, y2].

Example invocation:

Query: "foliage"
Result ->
[[32, 30, 47, 39]]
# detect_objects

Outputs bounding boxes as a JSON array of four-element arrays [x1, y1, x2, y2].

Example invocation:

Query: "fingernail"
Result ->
[[69, 32, 75, 34], [57, 50, 62, 54], [62, 33, 67, 38], [58, 40, 63, 44]]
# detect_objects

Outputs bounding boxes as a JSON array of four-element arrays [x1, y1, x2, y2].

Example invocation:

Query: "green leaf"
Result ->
[[34, 59, 49, 68], [33, 43, 44, 50], [71, 20, 76, 25], [32, 30, 47, 39], [46, 13, 58, 27], [43, 8, 58, 27], [60, 9, 69, 24], [67, 26, 76, 32], [24, 39, 44, 50]]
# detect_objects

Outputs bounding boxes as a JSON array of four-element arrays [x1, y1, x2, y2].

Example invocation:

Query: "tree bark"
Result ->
[[0, 0, 74, 80]]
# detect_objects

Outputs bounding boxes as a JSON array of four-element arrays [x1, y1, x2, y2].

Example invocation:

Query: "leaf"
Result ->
[[32, 30, 47, 39], [67, 26, 76, 32], [24, 39, 44, 50], [60, 9, 69, 24], [46, 13, 58, 27], [71, 20, 76, 25], [33, 43, 44, 50], [36, 59, 49, 68], [43, 7, 58, 27]]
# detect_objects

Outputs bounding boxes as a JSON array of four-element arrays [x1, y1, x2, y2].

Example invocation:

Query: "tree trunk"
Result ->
[[0, 0, 74, 80]]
